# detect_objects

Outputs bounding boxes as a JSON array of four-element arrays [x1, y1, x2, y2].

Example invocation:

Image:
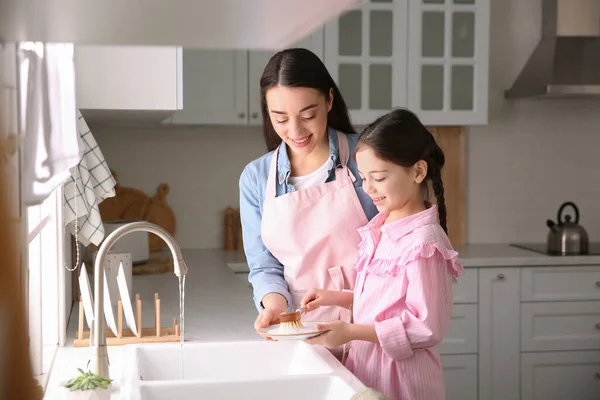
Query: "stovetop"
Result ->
[[510, 242, 600, 256]]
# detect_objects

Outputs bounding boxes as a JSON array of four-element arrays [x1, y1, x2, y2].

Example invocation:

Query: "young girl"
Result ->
[[302, 108, 463, 400]]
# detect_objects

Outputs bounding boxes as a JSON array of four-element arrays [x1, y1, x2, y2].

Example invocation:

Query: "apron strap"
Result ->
[[335, 132, 357, 183], [265, 147, 279, 199]]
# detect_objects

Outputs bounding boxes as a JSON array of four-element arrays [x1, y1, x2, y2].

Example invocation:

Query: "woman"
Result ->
[[239, 48, 378, 337]]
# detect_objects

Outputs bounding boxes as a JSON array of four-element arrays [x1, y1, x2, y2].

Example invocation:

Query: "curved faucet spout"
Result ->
[[92, 221, 188, 378]]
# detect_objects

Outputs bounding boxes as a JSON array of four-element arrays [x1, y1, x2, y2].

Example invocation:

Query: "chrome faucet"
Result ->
[[91, 221, 188, 378]]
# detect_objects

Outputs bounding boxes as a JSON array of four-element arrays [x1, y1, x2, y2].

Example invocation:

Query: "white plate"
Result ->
[[103, 269, 119, 337], [258, 321, 328, 341], [117, 262, 138, 336], [78, 263, 94, 329]]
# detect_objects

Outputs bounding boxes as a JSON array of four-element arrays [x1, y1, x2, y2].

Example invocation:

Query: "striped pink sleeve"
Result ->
[[374, 252, 453, 361]]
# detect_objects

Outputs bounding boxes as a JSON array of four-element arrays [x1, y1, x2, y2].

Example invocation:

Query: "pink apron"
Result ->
[[261, 131, 368, 329]]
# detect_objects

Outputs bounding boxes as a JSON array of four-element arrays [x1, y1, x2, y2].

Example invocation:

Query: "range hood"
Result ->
[[0, 0, 363, 49], [505, 0, 600, 98]]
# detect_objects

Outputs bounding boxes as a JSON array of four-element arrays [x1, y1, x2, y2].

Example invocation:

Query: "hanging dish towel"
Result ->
[[18, 42, 81, 205], [63, 111, 116, 247]]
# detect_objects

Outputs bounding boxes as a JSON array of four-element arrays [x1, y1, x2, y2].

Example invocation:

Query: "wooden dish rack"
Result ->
[[73, 292, 181, 347]]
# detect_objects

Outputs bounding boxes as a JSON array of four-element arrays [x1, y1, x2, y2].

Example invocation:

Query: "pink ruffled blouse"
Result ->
[[345, 204, 463, 400]]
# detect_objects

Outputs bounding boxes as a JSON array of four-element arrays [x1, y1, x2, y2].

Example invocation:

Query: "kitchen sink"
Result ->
[[119, 341, 365, 400], [137, 375, 358, 400], [123, 341, 333, 381]]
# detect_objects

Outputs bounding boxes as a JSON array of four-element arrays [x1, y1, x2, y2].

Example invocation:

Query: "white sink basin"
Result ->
[[124, 341, 333, 381], [120, 341, 365, 400], [138, 375, 358, 400]]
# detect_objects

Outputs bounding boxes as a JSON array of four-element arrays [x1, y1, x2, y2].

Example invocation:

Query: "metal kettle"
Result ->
[[546, 202, 589, 255]]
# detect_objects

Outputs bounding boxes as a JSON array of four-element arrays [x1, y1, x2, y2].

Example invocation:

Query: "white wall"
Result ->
[[94, 126, 266, 249], [94, 0, 600, 248]]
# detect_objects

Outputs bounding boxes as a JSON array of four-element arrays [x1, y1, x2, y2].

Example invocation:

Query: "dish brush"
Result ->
[[279, 310, 305, 331]]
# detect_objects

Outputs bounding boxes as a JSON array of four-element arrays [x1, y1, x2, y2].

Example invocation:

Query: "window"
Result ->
[[25, 185, 66, 383]]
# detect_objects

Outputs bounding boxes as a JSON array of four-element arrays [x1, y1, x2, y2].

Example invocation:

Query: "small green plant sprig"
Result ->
[[61, 368, 112, 391]]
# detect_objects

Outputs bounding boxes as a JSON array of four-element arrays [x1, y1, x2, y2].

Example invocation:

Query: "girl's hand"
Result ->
[[300, 289, 338, 312], [304, 321, 353, 348]]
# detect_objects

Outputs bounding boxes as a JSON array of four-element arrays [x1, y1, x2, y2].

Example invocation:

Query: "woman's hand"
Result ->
[[304, 321, 353, 348], [301, 289, 353, 311], [255, 293, 287, 341]]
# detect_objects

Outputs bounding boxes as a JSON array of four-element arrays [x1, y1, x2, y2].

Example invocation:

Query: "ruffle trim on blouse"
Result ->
[[354, 241, 464, 278]]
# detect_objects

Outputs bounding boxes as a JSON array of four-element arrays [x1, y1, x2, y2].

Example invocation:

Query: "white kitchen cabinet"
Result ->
[[439, 304, 478, 355], [172, 31, 323, 126], [478, 268, 520, 400], [521, 266, 600, 302], [406, 0, 490, 124], [452, 267, 477, 303], [166, 0, 492, 128], [247, 31, 325, 126], [521, 351, 600, 400], [324, 0, 408, 125], [442, 354, 478, 400], [75, 45, 183, 123], [171, 50, 248, 125], [521, 301, 600, 352], [324, 0, 490, 126]]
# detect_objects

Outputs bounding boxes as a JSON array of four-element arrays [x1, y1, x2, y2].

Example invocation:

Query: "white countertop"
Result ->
[[454, 244, 600, 267], [216, 244, 600, 270]]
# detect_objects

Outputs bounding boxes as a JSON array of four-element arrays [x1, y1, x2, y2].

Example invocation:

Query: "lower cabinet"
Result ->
[[520, 351, 600, 400], [441, 354, 478, 400], [441, 265, 600, 400]]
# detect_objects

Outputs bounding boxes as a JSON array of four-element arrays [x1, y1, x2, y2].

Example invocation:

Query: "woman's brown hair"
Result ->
[[259, 48, 356, 151]]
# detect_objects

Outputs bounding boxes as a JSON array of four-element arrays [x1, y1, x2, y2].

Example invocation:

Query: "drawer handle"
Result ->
[[497, 273, 506, 280], [252, 112, 259, 119], [238, 112, 246, 119]]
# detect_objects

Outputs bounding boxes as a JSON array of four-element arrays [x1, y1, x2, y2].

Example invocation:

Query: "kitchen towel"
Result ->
[[63, 111, 116, 247], [19, 42, 82, 205]]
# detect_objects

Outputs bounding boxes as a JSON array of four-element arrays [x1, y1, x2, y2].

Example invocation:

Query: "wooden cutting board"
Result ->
[[428, 126, 465, 246], [145, 183, 176, 251], [99, 170, 151, 222], [98, 171, 176, 251]]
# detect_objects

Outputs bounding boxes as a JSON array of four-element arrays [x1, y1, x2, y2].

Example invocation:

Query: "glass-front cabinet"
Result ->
[[407, 0, 489, 124], [325, 0, 489, 126], [324, 0, 408, 126]]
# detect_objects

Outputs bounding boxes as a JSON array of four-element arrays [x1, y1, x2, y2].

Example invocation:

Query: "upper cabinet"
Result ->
[[171, 32, 324, 126], [406, 0, 490, 125], [324, 0, 409, 125], [171, 51, 249, 125], [325, 0, 489, 125], [165, 0, 490, 127], [75, 45, 183, 125]]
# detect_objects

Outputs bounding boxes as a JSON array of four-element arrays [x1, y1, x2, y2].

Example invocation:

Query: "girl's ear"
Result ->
[[327, 88, 334, 112], [414, 160, 428, 184]]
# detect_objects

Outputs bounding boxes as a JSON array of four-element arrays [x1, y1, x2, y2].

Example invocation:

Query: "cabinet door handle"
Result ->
[[596, 372, 600, 379], [238, 112, 246, 119], [497, 273, 505, 280], [596, 281, 600, 287], [251, 112, 259, 119], [596, 323, 600, 330]]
